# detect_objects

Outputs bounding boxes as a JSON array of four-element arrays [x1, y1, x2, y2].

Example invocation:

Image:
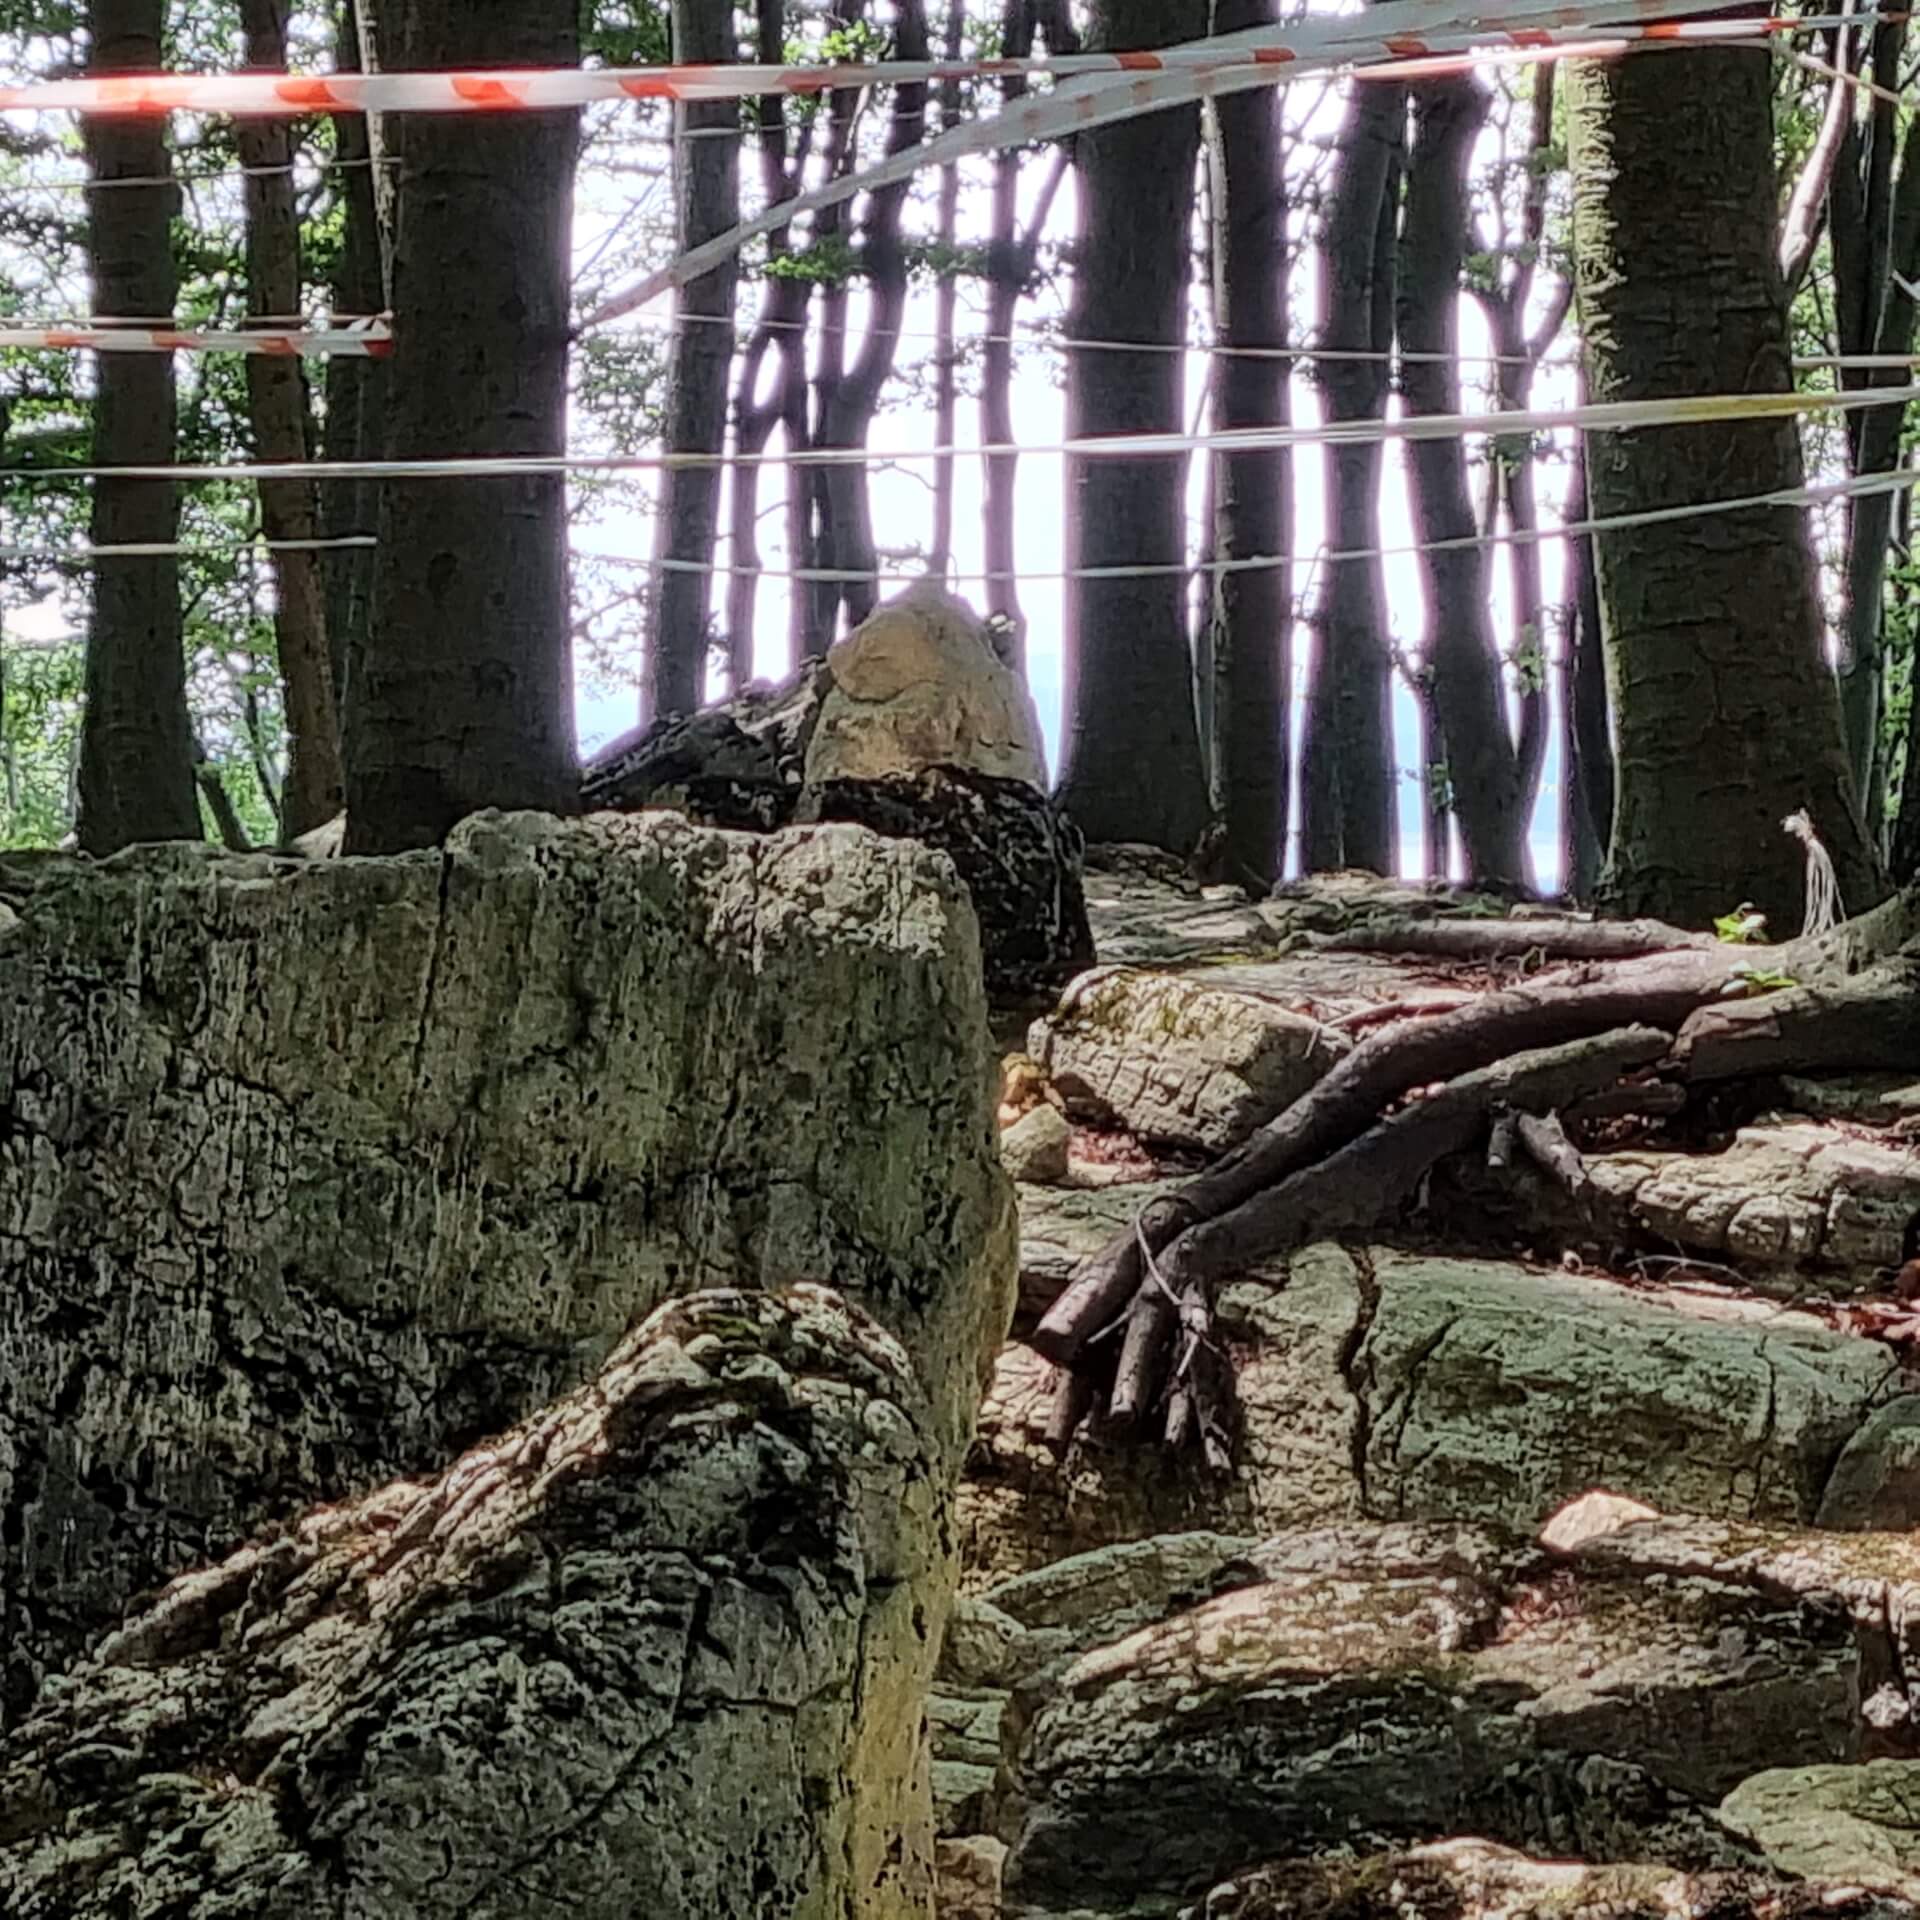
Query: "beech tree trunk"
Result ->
[[1204, 0, 1290, 889], [1398, 75, 1527, 891], [321, 0, 385, 725], [1565, 43, 1885, 929], [344, 0, 581, 854], [1834, 80, 1920, 834], [1299, 74, 1403, 876], [725, 0, 812, 688], [815, 0, 930, 635], [76, 0, 201, 857], [236, 0, 345, 842], [1056, 0, 1211, 856], [645, 0, 740, 724], [1561, 446, 1613, 904]]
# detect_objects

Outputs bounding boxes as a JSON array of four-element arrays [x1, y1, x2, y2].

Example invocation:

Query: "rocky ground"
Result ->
[[941, 857, 1920, 1918]]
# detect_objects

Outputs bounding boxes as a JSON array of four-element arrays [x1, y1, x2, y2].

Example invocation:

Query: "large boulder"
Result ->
[[802, 767, 1095, 1001], [804, 578, 1046, 791], [578, 587, 1092, 1000], [0, 811, 1014, 1727], [0, 1286, 954, 1920]]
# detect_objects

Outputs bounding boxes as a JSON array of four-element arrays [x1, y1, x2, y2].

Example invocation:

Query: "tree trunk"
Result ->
[[725, 0, 812, 689], [1398, 75, 1526, 891], [344, 0, 581, 854], [1565, 42, 1885, 930], [236, 0, 344, 843], [1836, 94, 1920, 838], [929, 0, 965, 577], [321, 0, 385, 727], [645, 0, 740, 725], [815, 0, 931, 635], [1299, 74, 1403, 876], [1056, 0, 1210, 856], [76, 0, 201, 857], [1204, 0, 1290, 889], [1561, 447, 1612, 904]]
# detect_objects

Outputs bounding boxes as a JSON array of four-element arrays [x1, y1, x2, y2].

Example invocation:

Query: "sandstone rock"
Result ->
[[1002, 1105, 1071, 1184], [804, 580, 1046, 791], [1029, 968, 1349, 1154], [1001, 1521, 1856, 1916], [937, 1836, 1009, 1920], [1182, 1839, 1920, 1920], [1722, 1760, 1920, 1900], [0, 1286, 949, 1920], [803, 766, 1096, 1000], [1822, 1396, 1920, 1529], [964, 1192, 1903, 1588], [0, 813, 1014, 1724]]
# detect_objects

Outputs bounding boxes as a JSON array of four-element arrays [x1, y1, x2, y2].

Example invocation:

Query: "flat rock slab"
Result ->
[[1029, 968, 1350, 1154], [959, 1188, 1902, 1589], [1723, 1759, 1920, 1900], [1001, 1520, 1859, 1917], [0, 812, 1014, 1725]]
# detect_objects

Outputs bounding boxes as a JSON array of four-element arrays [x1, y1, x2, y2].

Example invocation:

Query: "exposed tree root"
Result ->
[[1037, 890, 1920, 1464]]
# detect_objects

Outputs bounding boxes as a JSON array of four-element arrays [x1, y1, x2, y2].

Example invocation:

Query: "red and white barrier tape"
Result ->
[[582, 0, 1780, 326], [0, 323, 390, 357], [0, 1, 1874, 115]]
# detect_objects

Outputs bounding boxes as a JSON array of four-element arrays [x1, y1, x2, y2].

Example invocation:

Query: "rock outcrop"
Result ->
[[998, 1520, 1859, 1916], [580, 586, 1094, 999], [0, 811, 1014, 1728], [0, 1286, 952, 1920]]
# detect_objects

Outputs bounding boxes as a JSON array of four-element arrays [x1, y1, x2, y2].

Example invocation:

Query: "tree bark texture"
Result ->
[[1055, 0, 1211, 856], [344, 0, 581, 854], [321, 0, 385, 725], [1398, 75, 1527, 891], [1205, 0, 1290, 889], [645, 0, 741, 725], [1299, 74, 1403, 876], [815, 0, 931, 636], [1565, 44, 1885, 930], [76, 0, 201, 857], [1562, 443, 1612, 902], [237, 0, 344, 842], [1835, 97, 1920, 829]]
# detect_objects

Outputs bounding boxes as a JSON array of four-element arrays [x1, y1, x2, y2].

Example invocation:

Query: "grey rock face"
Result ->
[[0, 1286, 952, 1920], [0, 812, 1014, 1724], [999, 1521, 1859, 1917]]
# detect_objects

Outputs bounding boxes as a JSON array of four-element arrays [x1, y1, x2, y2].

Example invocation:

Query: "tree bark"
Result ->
[[1205, 0, 1290, 889], [1565, 42, 1885, 929], [1399, 75, 1527, 891], [1055, 0, 1211, 857], [1299, 73, 1403, 876], [1836, 95, 1920, 834], [236, 0, 344, 843], [815, 0, 931, 634], [1561, 443, 1611, 902], [645, 0, 740, 725], [929, 0, 965, 577], [321, 0, 385, 728], [344, 0, 581, 854], [725, 0, 812, 689], [76, 0, 201, 856]]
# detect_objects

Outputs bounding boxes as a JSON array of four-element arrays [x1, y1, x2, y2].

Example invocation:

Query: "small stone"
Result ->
[[1001, 1104, 1071, 1184]]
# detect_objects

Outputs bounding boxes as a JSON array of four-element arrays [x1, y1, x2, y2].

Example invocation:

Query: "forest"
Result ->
[[14, 1, 1920, 1918]]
